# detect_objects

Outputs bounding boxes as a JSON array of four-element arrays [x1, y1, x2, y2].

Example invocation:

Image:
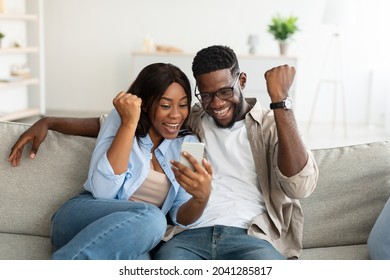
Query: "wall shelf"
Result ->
[[0, 47, 39, 54], [0, 0, 45, 122], [0, 14, 38, 21], [0, 78, 39, 88]]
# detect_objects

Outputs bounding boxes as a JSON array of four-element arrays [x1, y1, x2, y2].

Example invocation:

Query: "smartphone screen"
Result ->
[[179, 142, 205, 171]]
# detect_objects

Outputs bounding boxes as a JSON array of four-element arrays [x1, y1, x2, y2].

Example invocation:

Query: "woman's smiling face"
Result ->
[[148, 82, 189, 142]]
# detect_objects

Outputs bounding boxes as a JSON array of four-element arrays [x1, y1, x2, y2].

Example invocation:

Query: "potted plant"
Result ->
[[0, 31, 4, 48], [267, 14, 299, 56]]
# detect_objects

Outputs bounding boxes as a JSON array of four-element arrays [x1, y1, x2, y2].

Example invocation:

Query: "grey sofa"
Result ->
[[1, 121, 389, 260]]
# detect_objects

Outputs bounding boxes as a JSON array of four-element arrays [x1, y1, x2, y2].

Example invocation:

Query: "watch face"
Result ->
[[284, 98, 293, 109]]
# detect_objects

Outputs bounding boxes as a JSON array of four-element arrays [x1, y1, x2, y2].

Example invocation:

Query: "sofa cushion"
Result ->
[[0, 121, 96, 238], [300, 244, 368, 260], [301, 141, 390, 250], [1, 120, 389, 260], [0, 233, 51, 260]]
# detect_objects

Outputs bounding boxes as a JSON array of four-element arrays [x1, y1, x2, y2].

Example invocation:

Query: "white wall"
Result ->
[[43, 0, 390, 125]]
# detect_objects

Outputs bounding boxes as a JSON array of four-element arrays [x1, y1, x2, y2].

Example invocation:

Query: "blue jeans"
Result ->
[[154, 225, 286, 260], [51, 192, 166, 260], [368, 198, 390, 259]]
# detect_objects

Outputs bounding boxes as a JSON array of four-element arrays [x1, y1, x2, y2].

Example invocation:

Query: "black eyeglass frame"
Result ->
[[194, 72, 241, 103]]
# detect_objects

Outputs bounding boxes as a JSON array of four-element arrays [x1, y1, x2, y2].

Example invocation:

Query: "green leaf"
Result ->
[[267, 14, 299, 42]]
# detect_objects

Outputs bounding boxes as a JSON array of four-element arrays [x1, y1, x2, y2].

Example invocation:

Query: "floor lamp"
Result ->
[[307, 0, 355, 136]]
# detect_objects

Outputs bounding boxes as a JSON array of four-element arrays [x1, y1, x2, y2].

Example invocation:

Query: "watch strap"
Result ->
[[270, 97, 293, 110], [270, 101, 285, 109]]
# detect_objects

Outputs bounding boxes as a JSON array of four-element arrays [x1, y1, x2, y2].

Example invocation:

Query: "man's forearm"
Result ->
[[274, 110, 308, 177], [44, 117, 100, 137]]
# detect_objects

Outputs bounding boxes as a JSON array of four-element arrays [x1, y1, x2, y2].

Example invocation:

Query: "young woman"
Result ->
[[50, 63, 212, 260], [368, 198, 390, 259]]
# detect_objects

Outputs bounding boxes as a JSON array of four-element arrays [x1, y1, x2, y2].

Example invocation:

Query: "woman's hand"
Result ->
[[107, 92, 142, 174], [113, 91, 142, 127]]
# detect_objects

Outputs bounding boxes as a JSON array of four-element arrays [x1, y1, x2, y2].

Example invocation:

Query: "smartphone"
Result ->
[[179, 142, 205, 171]]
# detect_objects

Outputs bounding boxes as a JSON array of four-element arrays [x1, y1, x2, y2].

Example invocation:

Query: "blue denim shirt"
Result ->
[[83, 109, 199, 223]]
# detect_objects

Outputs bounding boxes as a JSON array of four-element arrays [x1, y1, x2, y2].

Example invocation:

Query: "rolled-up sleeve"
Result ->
[[85, 151, 128, 199], [275, 150, 319, 199], [168, 184, 193, 226], [83, 109, 128, 199]]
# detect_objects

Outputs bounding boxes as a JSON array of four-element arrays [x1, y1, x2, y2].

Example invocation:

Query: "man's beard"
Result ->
[[213, 93, 243, 129]]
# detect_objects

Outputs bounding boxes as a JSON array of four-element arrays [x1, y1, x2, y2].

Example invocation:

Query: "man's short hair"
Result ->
[[192, 45, 240, 78]]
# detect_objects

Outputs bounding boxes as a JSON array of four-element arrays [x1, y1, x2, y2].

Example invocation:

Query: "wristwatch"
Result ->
[[270, 97, 293, 110]]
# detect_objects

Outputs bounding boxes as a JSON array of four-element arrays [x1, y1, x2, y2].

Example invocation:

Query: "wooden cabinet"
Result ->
[[0, 0, 45, 121], [131, 52, 297, 107]]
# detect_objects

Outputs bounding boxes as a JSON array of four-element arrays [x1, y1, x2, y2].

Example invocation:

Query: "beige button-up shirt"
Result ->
[[187, 98, 319, 259]]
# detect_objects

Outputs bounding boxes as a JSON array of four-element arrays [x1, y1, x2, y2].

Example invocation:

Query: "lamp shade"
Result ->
[[322, 0, 355, 26]]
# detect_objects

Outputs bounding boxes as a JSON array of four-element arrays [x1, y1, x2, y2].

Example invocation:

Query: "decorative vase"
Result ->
[[247, 35, 259, 55], [279, 41, 289, 56], [0, 0, 5, 14]]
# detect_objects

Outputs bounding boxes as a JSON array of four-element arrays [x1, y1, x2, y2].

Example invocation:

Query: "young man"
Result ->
[[8, 45, 318, 259]]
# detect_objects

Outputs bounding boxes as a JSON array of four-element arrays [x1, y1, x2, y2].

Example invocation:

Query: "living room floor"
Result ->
[[13, 110, 390, 150]]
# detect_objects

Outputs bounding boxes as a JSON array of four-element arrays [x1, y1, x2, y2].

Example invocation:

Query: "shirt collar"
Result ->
[[246, 98, 264, 124], [138, 134, 173, 156]]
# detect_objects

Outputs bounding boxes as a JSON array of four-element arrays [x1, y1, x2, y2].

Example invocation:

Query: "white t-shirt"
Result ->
[[189, 115, 266, 229]]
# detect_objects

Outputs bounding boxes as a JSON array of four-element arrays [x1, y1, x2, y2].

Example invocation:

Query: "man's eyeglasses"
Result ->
[[195, 72, 241, 103]]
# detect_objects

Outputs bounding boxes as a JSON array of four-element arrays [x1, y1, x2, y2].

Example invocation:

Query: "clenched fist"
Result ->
[[264, 65, 295, 103], [113, 91, 142, 127]]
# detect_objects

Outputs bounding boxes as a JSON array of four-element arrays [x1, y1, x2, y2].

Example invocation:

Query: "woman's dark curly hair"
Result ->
[[192, 45, 240, 78], [126, 63, 192, 140]]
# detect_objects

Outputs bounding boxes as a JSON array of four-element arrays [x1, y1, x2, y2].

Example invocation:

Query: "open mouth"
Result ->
[[163, 123, 180, 133], [211, 106, 231, 120]]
